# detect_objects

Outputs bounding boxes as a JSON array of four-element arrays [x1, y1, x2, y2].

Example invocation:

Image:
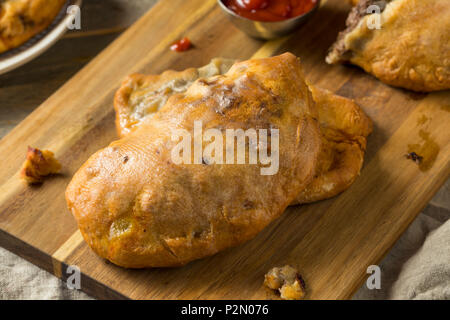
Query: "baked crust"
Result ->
[[0, 0, 66, 53], [114, 58, 236, 137], [115, 59, 372, 205], [327, 0, 450, 92], [292, 86, 372, 204], [66, 53, 323, 268]]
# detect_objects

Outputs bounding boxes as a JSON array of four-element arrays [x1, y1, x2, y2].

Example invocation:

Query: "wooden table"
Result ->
[[0, 0, 158, 139]]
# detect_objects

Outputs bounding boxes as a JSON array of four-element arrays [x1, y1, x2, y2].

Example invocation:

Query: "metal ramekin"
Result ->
[[217, 0, 321, 40]]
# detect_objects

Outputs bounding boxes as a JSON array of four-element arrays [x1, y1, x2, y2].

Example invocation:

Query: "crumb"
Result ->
[[405, 152, 423, 164], [264, 265, 306, 300], [20, 146, 61, 184]]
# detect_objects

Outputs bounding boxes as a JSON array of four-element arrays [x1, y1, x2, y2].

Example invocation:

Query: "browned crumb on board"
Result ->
[[20, 146, 61, 184], [264, 265, 306, 300]]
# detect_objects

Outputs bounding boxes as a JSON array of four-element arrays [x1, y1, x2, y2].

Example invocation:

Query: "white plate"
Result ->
[[0, 0, 82, 75]]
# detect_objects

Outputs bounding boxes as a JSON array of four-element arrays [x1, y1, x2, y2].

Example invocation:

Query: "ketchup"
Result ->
[[170, 37, 192, 52], [223, 0, 317, 22]]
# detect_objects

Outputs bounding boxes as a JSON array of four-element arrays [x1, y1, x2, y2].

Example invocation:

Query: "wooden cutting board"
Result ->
[[0, 0, 449, 300]]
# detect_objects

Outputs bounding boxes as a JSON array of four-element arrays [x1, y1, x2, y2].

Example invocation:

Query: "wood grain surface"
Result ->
[[0, 0, 449, 300]]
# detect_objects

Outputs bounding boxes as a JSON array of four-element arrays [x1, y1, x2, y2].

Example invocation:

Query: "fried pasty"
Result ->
[[327, 0, 450, 92], [66, 53, 323, 268], [115, 58, 372, 205], [0, 0, 66, 53]]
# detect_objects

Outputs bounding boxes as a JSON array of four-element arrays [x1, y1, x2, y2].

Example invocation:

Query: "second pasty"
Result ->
[[0, 0, 66, 53], [327, 0, 450, 92]]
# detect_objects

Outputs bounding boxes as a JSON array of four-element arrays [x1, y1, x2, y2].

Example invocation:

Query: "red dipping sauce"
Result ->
[[222, 0, 318, 22]]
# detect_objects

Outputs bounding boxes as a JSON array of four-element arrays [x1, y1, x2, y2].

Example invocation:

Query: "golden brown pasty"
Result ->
[[115, 58, 372, 205], [66, 53, 323, 268], [0, 0, 66, 53], [327, 0, 450, 92]]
